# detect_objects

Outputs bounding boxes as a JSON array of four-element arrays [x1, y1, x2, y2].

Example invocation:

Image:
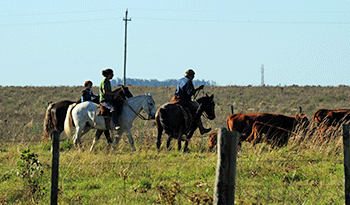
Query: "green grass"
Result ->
[[0, 135, 345, 204]]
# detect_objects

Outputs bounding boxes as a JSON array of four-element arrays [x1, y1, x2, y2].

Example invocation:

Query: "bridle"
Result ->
[[200, 100, 215, 120], [194, 91, 214, 120]]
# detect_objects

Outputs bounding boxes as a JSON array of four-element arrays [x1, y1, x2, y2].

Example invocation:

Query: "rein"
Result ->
[[120, 96, 152, 120], [194, 89, 209, 119], [193, 88, 205, 100], [202, 111, 210, 120]]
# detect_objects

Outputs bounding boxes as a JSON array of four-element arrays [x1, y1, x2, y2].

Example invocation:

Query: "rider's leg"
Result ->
[[112, 110, 120, 130], [189, 101, 211, 134]]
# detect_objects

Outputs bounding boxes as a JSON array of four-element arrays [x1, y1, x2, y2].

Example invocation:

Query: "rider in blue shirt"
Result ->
[[171, 69, 211, 135]]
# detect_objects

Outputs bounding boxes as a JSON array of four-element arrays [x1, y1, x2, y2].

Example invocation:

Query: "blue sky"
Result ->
[[1, 1, 349, 86]]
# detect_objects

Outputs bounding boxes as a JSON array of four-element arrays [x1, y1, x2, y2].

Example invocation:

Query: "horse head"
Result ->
[[196, 94, 215, 120], [114, 85, 133, 100], [142, 93, 157, 120], [123, 86, 133, 99]]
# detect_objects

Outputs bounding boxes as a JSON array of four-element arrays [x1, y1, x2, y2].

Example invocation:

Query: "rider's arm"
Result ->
[[191, 85, 204, 95], [102, 89, 120, 98]]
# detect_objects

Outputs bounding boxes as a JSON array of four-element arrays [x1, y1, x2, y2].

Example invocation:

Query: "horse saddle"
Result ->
[[94, 105, 112, 130], [99, 105, 111, 117]]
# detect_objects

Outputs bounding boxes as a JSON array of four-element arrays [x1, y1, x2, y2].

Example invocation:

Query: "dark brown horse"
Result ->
[[156, 94, 215, 152], [43, 85, 133, 141]]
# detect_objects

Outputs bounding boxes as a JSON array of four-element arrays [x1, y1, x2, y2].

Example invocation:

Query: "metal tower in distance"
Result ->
[[261, 64, 265, 86]]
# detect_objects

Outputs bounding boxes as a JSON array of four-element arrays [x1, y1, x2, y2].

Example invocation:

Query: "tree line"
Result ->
[[111, 78, 216, 86]]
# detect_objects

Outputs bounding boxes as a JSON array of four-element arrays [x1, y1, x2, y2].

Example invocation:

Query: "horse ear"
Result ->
[[211, 94, 214, 98]]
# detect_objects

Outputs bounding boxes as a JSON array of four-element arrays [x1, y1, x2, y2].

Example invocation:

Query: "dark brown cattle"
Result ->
[[224, 112, 309, 147], [312, 109, 350, 131], [247, 113, 309, 147]]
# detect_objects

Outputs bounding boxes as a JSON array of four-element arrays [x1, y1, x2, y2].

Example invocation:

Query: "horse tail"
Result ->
[[64, 103, 76, 137], [158, 107, 169, 130], [43, 103, 55, 141]]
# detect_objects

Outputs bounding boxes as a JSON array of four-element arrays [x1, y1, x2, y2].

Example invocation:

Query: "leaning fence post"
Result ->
[[213, 127, 239, 205], [343, 124, 350, 205], [51, 130, 60, 205]]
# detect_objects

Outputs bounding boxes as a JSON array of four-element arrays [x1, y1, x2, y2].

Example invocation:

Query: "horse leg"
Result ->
[[156, 126, 163, 151], [183, 129, 196, 153], [177, 136, 182, 151], [166, 136, 172, 150], [112, 129, 121, 147], [73, 126, 84, 150], [125, 129, 136, 152], [104, 130, 112, 144], [90, 129, 104, 152]]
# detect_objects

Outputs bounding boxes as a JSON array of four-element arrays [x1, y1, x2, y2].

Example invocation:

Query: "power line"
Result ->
[[1, 8, 349, 17], [0, 8, 123, 17], [1, 17, 349, 27], [0, 17, 117, 27]]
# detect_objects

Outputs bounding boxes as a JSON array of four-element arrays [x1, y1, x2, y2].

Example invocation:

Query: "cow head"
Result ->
[[295, 113, 310, 131]]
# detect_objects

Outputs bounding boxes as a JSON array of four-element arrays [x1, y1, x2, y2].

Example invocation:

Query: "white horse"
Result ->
[[64, 93, 156, 152]]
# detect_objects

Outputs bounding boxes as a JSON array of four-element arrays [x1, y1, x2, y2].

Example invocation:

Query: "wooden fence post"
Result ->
[[343, 124, 350, 205], [213, 127, 239, 205], [51, 130, 60, 205]]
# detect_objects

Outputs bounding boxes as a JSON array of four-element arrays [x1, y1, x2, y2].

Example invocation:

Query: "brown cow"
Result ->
[[208, 132, 218, 151], [312, 109, 350, 130], [225, 112, 309, 148], [247, 113, 309, 147]]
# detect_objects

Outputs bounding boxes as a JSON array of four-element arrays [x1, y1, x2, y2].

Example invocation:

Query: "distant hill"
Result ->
[[111, 78, 216, 86]]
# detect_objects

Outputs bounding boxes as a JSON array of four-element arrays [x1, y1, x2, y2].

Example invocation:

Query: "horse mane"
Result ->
[[196, 94, 212, 101]]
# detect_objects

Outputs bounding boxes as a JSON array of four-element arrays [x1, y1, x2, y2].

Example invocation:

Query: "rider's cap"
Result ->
[[185, 69, 195, 76]]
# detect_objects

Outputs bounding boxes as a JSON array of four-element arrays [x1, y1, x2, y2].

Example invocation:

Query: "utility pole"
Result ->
[[123, 9, 131, 86]]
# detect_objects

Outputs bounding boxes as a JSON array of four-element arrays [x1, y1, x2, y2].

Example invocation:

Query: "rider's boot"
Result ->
[[196, 119, 211, 135], [112, 111, 120, 131]]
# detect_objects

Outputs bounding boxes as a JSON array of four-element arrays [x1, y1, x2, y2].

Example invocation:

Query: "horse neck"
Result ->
[[196, 96, 207, 104], [124, 95, 146, 115], [196, 97, 209, 111]]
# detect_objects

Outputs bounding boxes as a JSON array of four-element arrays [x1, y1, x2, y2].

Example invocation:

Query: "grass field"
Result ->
[[0, 85, 349, 204]]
